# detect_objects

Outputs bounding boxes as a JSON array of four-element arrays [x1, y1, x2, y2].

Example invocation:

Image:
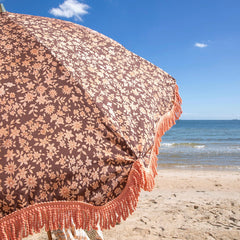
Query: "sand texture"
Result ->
[[23, 169, 240, 240]]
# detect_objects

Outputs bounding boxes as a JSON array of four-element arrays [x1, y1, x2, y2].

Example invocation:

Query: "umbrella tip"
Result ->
[[0, 3, 6, 13]]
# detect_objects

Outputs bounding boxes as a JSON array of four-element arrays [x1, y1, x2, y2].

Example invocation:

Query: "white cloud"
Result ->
[[194, 42, 208, 48], [49, 0, 90, 21]]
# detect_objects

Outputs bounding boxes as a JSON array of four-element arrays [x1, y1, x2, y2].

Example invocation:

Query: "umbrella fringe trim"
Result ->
[[0, 84, 182, 240], [138, 83, 182, 192]]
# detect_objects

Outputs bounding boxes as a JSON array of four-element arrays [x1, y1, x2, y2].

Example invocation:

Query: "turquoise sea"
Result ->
[[158, 120, 240, 170]]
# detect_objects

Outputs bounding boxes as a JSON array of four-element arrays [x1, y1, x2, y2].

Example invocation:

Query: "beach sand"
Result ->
[[24, 169, 240, 240]]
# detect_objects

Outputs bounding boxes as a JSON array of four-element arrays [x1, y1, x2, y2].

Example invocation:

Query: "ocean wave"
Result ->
[[182, 137, 240, 142], [230, 146, 240, 150], [161, 142, 205, 148], [194, 145, 205, 149]]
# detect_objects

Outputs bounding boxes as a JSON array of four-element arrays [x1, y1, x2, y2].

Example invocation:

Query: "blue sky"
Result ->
[[3, 0, 240, 120]]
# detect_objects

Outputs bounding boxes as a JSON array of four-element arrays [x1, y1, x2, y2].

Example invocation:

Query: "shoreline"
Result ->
[[157, 163, 240, 172]]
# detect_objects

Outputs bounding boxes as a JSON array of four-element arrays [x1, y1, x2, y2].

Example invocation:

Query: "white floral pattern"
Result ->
[[0, 12, 176, 219]]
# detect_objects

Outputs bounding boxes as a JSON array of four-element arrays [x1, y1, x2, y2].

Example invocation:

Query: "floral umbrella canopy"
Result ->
[[0, 6, 182, 240]]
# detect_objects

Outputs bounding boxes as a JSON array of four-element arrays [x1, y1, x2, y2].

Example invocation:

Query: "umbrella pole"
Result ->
[[47, 230, 53, 240], [0, 3, 6, 12]]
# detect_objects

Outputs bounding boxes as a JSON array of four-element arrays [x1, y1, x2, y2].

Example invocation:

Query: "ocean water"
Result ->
[[158, 120, 240, 170]]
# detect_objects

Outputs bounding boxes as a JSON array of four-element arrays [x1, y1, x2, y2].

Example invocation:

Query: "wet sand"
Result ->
[[24, 169, 240, 240]]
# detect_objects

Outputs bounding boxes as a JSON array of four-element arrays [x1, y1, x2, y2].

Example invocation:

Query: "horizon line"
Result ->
[[179, 119, 239, 121]]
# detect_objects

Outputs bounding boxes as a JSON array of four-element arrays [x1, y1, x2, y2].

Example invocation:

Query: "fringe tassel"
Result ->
[[0, 84, 182, 240], [142, 84, 182, 191]]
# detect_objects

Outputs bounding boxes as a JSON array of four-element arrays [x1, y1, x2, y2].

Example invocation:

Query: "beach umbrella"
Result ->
[[0, 4, 182, 240]]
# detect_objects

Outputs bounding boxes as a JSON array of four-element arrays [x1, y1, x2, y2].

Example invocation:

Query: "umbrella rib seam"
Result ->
[[6, 12, 139, 160]]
